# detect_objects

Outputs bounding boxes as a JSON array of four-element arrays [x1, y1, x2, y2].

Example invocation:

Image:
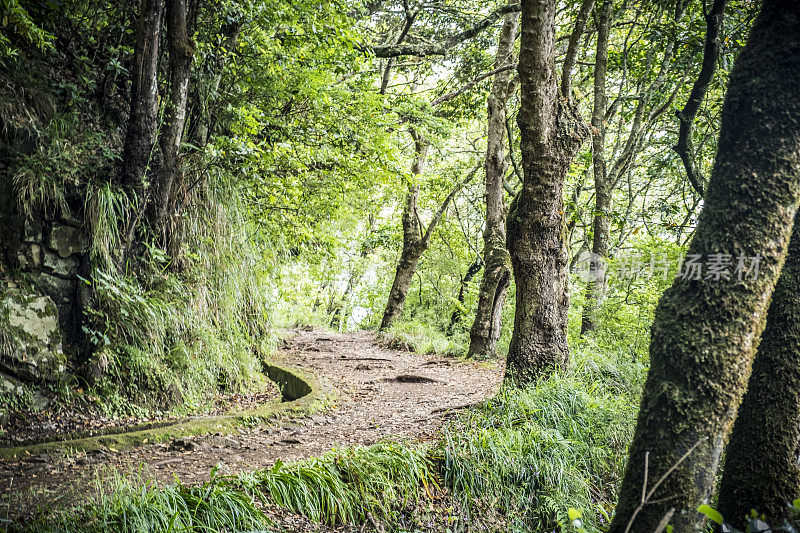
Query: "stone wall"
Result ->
[[2, 200, 89, 358]]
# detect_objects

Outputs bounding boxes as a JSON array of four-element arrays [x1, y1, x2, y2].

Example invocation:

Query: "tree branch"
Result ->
[[673, 0, 727, 197], [560, 0, 595, 97], [422, 166, 480, 245], [431, 63, 516, 106], [369, 3, 521, 58]]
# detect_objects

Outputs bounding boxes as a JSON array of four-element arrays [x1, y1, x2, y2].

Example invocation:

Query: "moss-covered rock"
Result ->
[[0, 283, 67, 382]]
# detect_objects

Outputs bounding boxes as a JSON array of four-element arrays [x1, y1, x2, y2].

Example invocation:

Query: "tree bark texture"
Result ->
[[607, 2, 800, 531], [467, 8, 519, 358], [380, 184, 427, 331], [504, 0, 589, 384], [580, 0, 612, 336], [717, 218, 800, 528], [151, 0, 194, 242], [120, 0, 164, 245]]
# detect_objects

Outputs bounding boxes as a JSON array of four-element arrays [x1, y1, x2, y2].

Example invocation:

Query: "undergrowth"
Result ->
[[25, 471, 272, 533], [438, 348, 644, 532], [380, 320, 469, 356]]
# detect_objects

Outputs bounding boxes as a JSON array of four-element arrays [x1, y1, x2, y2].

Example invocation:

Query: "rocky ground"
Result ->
[[0, 328, 503, 527]]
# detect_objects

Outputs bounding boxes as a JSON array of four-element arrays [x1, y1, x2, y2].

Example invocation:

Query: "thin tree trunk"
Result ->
[[380, 133, 475, 331], [580, 0, 612, 336], [380, 185, 426, 330], [717, 218, 800, 529], [673, 0, 727, 198], [120, 0, 164, 250], [449, 256, 484, 336], [504, 0, 589, 384], [560, 0, 595, 98], [607, 2, 800, 530], [151, 0, 194, 239], [467, 7, 519, 358]]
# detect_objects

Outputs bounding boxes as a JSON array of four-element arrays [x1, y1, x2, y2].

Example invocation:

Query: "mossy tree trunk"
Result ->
[[607, 2, 800, 530], [380, 130, 469, 331], [120, 0, 164, 250], [150, 0, 194, 246], [504, 0, 589, 384], [580, 0, 612, 336], [467, 7, 518, 358], [717, 218, 800, 528]]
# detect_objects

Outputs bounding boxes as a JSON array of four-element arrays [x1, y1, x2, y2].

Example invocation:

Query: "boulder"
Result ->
[[0, 285, 67, 382], [47, 223, 87, 258], [42, 249, 80, 277]]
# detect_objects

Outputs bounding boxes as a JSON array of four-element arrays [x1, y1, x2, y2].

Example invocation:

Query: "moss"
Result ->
[[0, 361, 334, 459]]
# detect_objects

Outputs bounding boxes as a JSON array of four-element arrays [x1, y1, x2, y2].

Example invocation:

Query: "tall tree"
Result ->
[[607, 1, 800, 530], [151, 0, 194, 243], [580, 0, 612, 335], [379, 130, 469, 330], [120, 0, 164, 250], [467, 8, 519, 358], [504, 0, 589, 383], [716, 218, 800, 528]]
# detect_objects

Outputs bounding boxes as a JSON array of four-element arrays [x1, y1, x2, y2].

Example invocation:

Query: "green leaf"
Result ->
[[568, 508, 582, 521], [698, 504, 724, 525], [793, 499, 800, 510], [666, 526, 673, 533]]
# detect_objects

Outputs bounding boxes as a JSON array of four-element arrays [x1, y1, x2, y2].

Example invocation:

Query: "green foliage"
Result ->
[[0, 0, 54, 63], [23, 442, 436, 531], [381, 320, 467, 356], [438, 352, 642, 532], [27, 472, 272, 533], [11, 113, 118, 219], [241, 441, 436, 525]]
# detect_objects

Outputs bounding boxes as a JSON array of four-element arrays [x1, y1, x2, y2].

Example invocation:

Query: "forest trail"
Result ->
[[0, 328, 503, 517]]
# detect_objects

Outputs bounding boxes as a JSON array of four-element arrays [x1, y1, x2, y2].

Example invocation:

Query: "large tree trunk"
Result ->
[[150, 0, 194, 240], [580, 0, 612, 336], [716, 218, 800, 528], [504, 0, 589, 384], [120, 0, 164, 248], [467, 7, 519, 358], [607, 2, 800, 531]]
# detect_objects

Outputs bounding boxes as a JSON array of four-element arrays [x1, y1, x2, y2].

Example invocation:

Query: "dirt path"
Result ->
[[0, 328, 502, 518]]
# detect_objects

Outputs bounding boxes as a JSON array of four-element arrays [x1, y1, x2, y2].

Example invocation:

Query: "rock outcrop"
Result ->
[[0, 282, 67, 383]]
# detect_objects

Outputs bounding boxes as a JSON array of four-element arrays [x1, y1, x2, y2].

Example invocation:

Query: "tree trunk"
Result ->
[[717, 218, 800, 528], [151, 0, 194, 242], [467, 7, 518, 358], [120, 0, 164, 248], [607, 2, 800, 530], [449, 256, 484, 336], [380, 185, 426, 330], [504, 0, 589, 384], [580, 0, 612, 336], [380, 131, 472, 331]]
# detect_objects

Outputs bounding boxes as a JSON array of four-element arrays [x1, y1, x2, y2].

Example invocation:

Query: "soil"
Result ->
[[0, 328, 503, 526]]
